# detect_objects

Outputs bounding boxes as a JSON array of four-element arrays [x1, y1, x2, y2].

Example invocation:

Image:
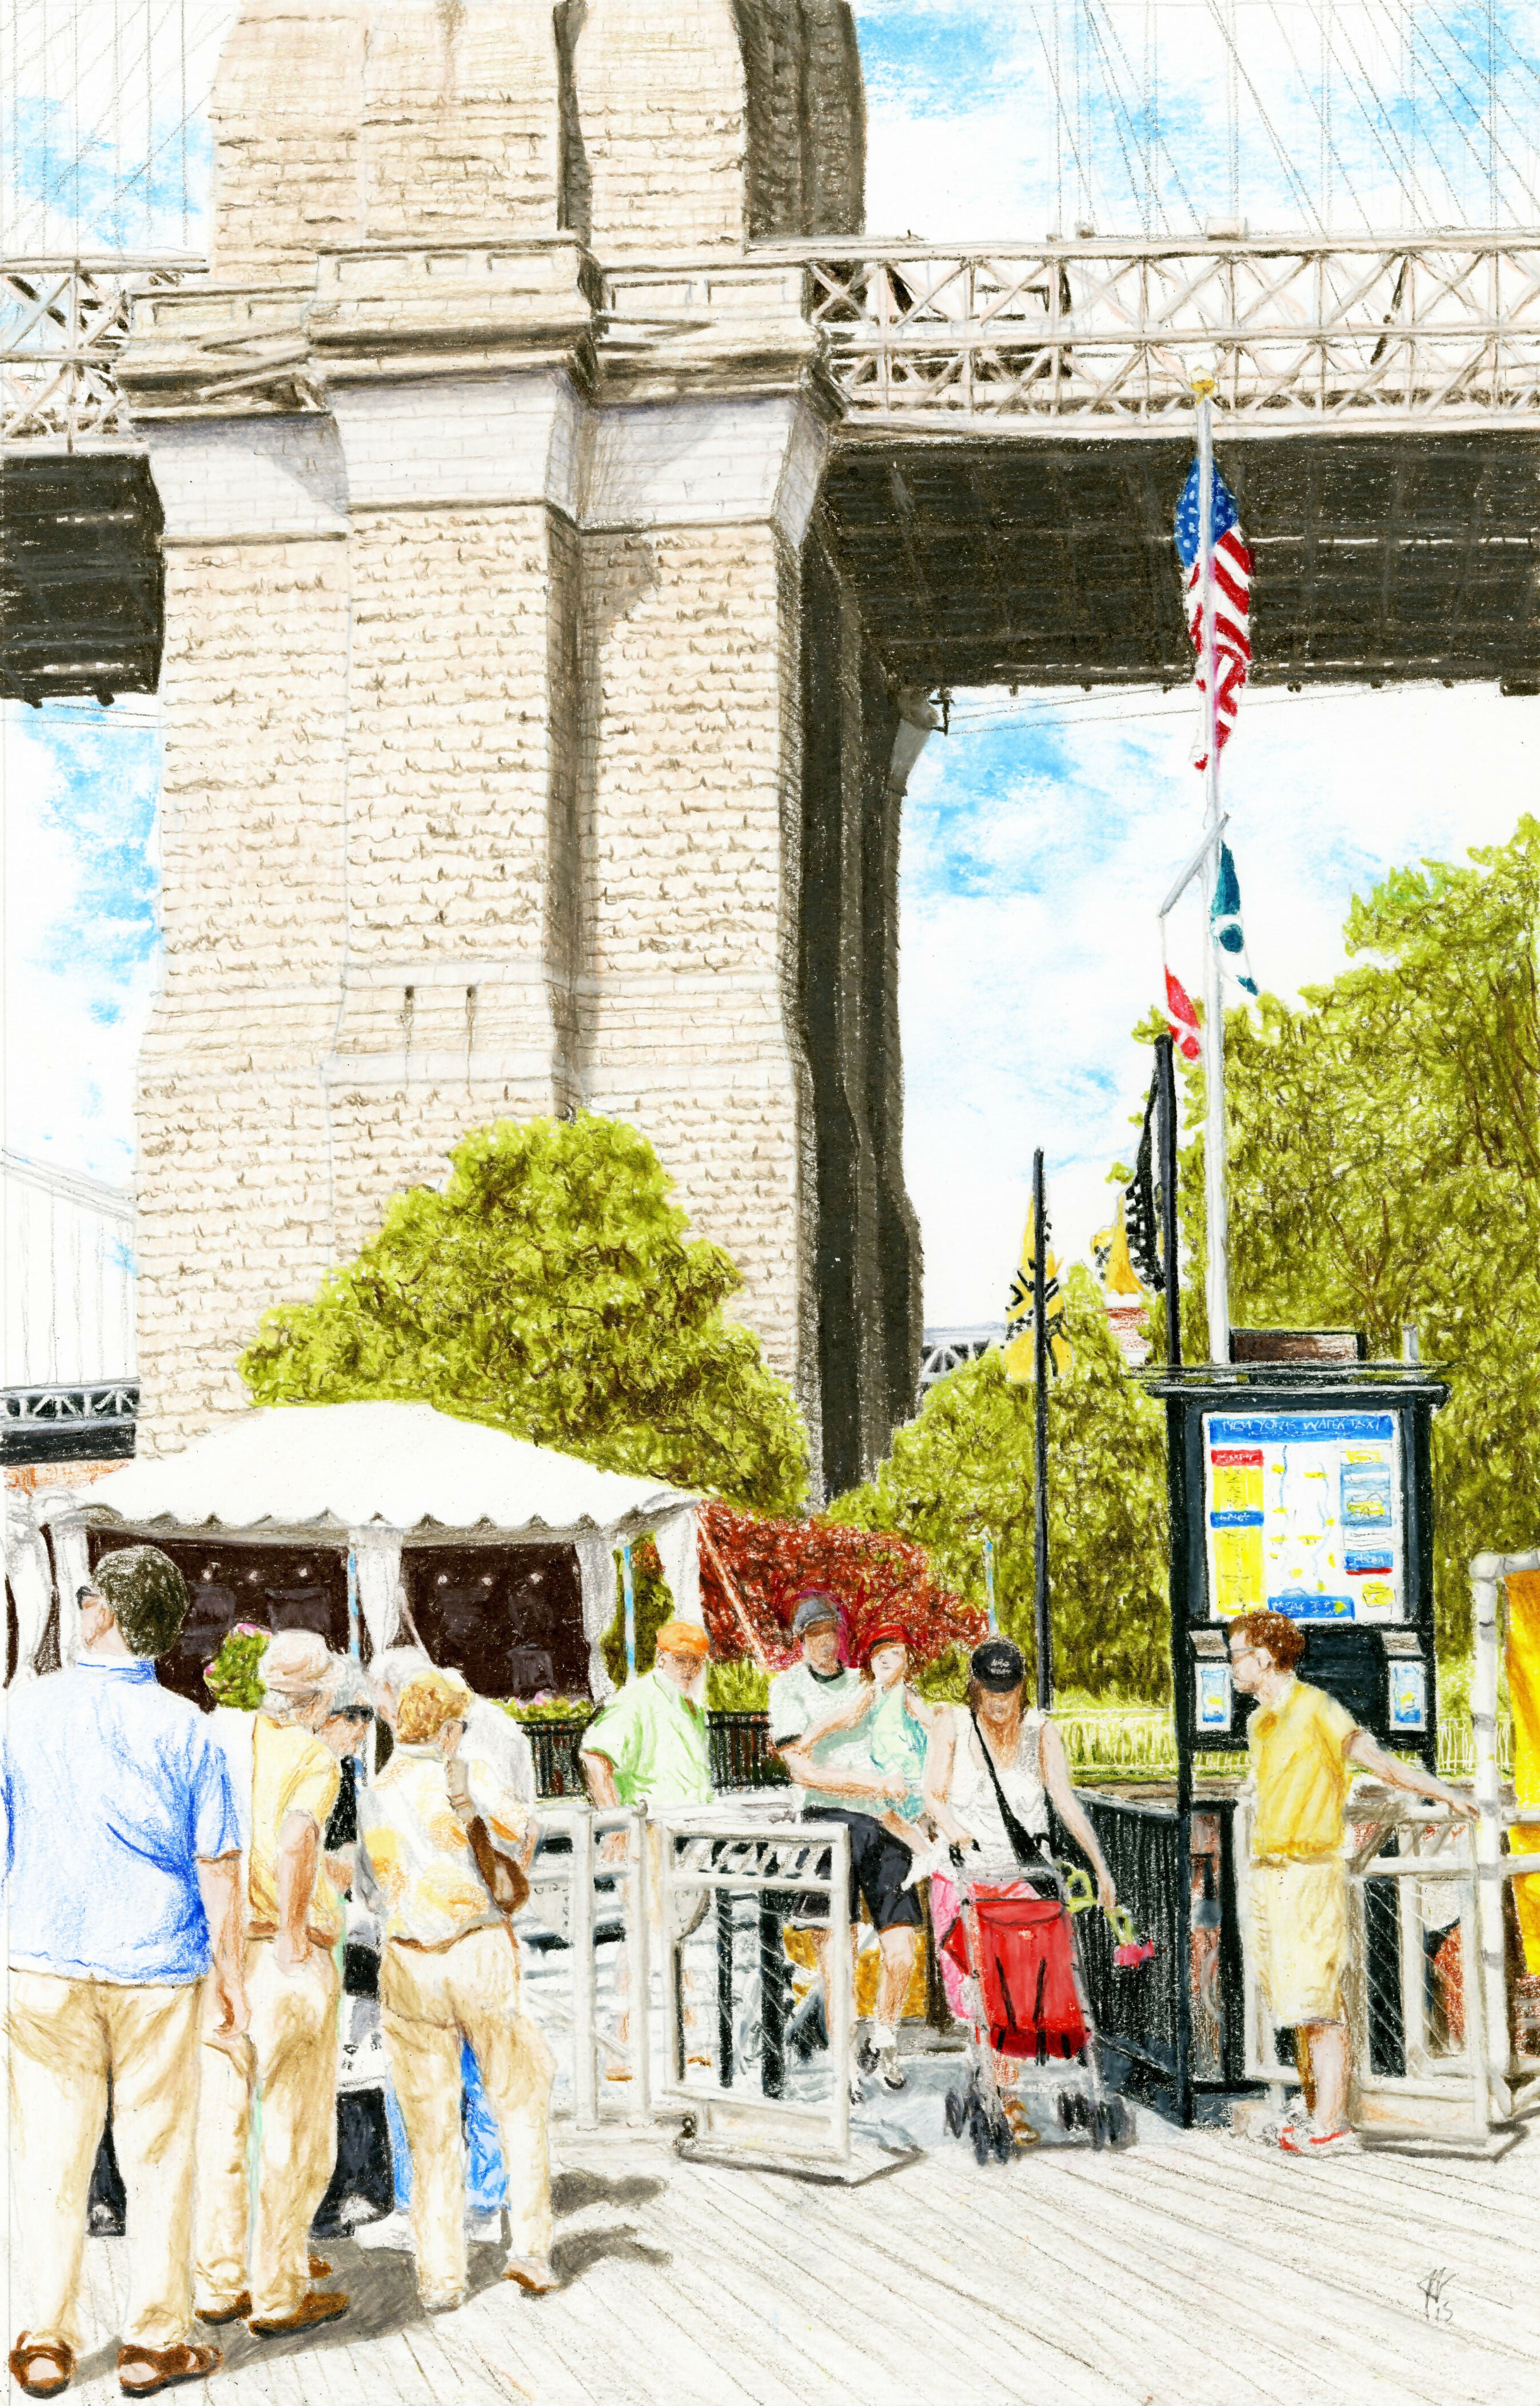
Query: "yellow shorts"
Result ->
[[1249, 1858, 1347, 2026]]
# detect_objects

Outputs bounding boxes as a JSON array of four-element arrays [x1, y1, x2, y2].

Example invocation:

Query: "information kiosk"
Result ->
[[1069, 1355, 1448, 2126], [1150, 1359, 1447, 1773]]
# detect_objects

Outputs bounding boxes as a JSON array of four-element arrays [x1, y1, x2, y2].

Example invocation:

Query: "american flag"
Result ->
[[1174, 458, 1252, 770]]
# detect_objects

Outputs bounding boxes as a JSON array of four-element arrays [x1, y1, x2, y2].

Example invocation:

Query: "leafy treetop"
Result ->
[[1159, 814, 1540, 1652], [241, 1115, 809, 1516], [828, 1266, 1171, 1701]]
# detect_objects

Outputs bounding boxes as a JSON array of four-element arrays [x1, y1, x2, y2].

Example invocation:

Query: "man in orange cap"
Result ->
[[580, 1621, 715, 2067], [580, 1620, 715, 1815]]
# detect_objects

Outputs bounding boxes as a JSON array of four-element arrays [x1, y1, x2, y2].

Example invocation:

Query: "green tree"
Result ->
[[1168, 815, 1540, 1652], [828, 1266, 1170, 1699], [241, 1115, 808, 1516]]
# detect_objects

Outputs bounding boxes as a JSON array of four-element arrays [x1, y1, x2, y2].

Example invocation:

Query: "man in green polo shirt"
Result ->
[[580, 1620, 715, 1815], [580, 1621, 715, 2068]]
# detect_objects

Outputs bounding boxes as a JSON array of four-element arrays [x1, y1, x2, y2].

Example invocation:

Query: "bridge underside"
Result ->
[[819, 429, 1540, 694], [8, 429, 1540, 704], [1, 453, 163, 703]]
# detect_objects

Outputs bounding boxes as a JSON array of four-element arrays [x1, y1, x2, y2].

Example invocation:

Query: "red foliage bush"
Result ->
[[698, 1502, 984, 1670]]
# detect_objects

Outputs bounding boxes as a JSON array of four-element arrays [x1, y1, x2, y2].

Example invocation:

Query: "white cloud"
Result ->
[[900, 680, 1540, 1325], [1, 702, 161, 1188]]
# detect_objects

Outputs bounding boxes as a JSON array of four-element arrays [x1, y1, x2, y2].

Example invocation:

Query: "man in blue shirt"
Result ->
[[3, 1545, 245, 2401]]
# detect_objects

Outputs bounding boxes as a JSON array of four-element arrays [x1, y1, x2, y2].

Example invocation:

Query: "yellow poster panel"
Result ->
[[1505, 1569, 1540, 1975], [1212, 1524, 1264, 1618], [1210, 1460, 1263, 1515]]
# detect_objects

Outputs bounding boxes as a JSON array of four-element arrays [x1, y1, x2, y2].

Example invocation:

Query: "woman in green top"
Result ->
[[800, 1622, 942, 1878]]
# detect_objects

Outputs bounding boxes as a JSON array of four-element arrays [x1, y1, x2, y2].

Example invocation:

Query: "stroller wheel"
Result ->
[[1091, 2098, 1119, 2150], [969, 2098, 994, 2167], [944, 2086, 967, 2138], [1107, 2095, 1136, 2150], [1056, 2090, 1075, 2131], [992, 2114, 1015, 2164]]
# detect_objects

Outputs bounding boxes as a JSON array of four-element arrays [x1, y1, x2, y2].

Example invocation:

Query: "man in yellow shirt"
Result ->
[[194, 1633, 361, 2336], [1228, 1609, 1476, 2156]]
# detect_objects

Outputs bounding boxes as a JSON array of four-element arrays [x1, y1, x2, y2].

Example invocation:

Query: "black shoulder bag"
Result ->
[[967, 1708, 1051, 1875]]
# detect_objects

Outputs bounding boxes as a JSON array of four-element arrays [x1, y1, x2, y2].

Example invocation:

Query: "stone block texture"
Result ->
[[132, 0, 916, 1487]]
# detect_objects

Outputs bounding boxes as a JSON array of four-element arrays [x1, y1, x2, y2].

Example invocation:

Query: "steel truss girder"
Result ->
[[764, 237, 1540, 432], [1, 257, 193, 448]]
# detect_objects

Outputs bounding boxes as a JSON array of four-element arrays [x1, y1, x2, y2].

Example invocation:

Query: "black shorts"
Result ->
[[800, 1806, 925, 1933]]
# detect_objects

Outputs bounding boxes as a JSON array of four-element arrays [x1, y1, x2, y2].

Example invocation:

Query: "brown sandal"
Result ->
[[193, 2295, 249, 2327], [8, 2336, 74, 2399], [116, 2341, 221, 2397]]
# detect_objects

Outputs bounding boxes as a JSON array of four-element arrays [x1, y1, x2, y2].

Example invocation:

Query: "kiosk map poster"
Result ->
[[1203, 1411, 1403, 1622]]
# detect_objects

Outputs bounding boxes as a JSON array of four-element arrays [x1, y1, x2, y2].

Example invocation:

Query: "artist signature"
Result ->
[[1418, 2268, 1455, 2325]]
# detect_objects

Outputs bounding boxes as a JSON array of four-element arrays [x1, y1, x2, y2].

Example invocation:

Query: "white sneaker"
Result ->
[[353, 2211, 414, 2252]]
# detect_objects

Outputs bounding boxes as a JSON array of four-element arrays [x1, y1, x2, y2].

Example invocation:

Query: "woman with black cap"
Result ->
[[924, 1638, 1116, 2040]]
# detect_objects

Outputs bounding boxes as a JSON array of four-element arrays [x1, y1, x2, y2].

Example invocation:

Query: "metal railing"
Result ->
[[15, 233, 1540, 455], [654, 1809, 865, 2176], [522, 1804, 652, 2129], [767, 237, 1540, 431], [2, 257, 194, 447]]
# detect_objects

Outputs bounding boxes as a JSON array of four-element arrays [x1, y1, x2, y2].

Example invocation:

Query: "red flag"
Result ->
[[1165, 968, 1202, 1062]]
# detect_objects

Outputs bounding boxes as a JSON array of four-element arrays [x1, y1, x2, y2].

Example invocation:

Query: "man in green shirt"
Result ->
[[580, 1620, 715, 1814], [580, 1620, 715, 2067]]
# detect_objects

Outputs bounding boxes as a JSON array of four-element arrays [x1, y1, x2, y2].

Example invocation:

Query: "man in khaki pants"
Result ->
[[193, 1634, 358, 2339], [360, 1668, 555, 2312], [3, 1547, 244, 2400]]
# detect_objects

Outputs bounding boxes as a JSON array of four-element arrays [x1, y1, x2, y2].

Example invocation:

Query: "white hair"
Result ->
[[370, 1644, 431, 1708]]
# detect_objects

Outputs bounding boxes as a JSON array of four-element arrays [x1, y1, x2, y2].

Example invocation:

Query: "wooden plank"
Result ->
[[613, 2160, 945, 2403], [904, 2149, 1340, 2406], [675, 2153, 1125, 2405], [1120, 2134, 1539, 2301], [1036, 2149, 1535, 2400], [853, 2142, 1292, 2402]]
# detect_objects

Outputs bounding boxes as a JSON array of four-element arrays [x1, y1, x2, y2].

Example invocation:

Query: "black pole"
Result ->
[[1155, 1033, 1182, 1370], [1032, 1146, 1052, 1711]]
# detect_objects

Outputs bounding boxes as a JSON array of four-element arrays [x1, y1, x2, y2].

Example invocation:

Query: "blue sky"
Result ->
[[5, 0, 1540, 1321]]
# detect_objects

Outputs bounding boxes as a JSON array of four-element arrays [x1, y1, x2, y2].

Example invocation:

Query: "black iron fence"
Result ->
[[1063, 1788, 1248, 2108], [521, 1710, 789, 1798]]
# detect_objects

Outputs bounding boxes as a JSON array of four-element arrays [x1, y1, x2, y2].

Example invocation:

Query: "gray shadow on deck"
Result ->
[[552, 2167, 666, 2214], [551, 2225, 673, 2285]]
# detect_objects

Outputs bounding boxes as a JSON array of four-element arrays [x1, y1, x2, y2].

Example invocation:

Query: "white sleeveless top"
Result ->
[[945, 1704, 1050, 1875]]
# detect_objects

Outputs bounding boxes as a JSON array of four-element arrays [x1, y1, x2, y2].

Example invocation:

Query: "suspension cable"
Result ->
[[1201, 0, 1325, 232]]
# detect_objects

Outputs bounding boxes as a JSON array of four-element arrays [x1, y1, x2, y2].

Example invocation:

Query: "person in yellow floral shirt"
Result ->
[[360, 1668, 555, 2311]]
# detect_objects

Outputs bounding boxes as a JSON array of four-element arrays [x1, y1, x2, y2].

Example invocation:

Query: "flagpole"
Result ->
[[1194, 378, 1231, 1366], [1031, 1146, 1052, 1710], [1155, 1030, 1182, 1369]]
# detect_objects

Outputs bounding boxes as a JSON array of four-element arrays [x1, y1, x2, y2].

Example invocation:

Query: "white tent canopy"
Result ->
[[38, 1402, 703, 1693]]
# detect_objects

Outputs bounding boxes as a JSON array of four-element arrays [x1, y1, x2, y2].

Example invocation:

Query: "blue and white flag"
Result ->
[[1211, 842, 1258, 995]]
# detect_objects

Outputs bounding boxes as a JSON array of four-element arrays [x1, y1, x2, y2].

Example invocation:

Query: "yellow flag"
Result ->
[[1091, 1194, 1146, 1300], [1506, 1570, 1540, 1975], [1003, 1198, 1073, 1383]]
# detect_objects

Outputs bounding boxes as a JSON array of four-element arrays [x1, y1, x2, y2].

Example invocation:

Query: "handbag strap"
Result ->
[[446, 1762, 531, 1925], [968, 1707, 1048, 1874]]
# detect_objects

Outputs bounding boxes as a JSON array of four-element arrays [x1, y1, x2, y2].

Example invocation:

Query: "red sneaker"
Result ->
[[1279, 2123, 1358, 2156]]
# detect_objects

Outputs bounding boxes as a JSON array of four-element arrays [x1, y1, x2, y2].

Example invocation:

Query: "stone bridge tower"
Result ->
[[120, 0, 921, 1496]]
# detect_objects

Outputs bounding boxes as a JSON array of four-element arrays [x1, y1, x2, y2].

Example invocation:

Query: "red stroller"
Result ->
[[940, 1854, 1135, 2158]]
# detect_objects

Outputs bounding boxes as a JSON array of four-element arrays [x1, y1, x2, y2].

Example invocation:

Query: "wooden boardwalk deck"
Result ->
[[59, 2108, 1539, 2406]]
